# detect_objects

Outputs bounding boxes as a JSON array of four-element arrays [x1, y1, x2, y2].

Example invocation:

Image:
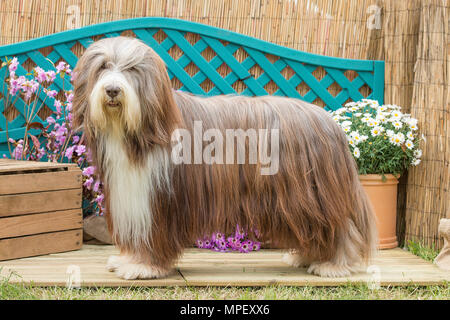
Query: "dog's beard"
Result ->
[[89, 71, 141, 132]]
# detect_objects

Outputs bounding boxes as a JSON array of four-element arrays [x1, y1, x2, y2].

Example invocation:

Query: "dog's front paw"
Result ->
[[307, 262, 352, 278], [106, 255, 129, 272], [115, 263, 170, 280], [282, 252, 310, 268]]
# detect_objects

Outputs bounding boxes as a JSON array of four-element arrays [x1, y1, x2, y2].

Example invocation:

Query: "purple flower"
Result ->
[[12, 143, 23, 160], [235, 225, 247, 240], [45, 89, 58, 98], [72, 135, 80, 144], [9, 75, 25, 96], [82, 166, 95, 177], [66, 92, 74, 103], [46, 116, 56, 125], [252, 241, 261, 251], [196, 239, 205, 248], [217, 238, 228, 250], [83, 177, 94, 189], [8, 57, 18, 73], [54, 100, 62, 115], [46, 70, 56, 82], [95, 194, 104, 206], [212, 232, 225, 244], [65, 145, 75, 159], [56, 61, 72, 75], [34, 66, 47, 83], [240, 240, 253, 253], [203, 239, 212, 249], [75, 144, 86, 156], [93, 180, 101, 192]]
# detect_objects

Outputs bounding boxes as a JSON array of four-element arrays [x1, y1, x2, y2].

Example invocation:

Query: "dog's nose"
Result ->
[[105, 85, 121, 98]]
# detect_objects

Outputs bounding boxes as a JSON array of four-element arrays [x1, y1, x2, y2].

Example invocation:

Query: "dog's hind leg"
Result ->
[[307, 220, 366, 278]]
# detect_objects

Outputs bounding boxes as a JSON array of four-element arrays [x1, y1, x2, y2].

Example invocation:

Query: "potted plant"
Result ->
[[330, 99, 422, 249]]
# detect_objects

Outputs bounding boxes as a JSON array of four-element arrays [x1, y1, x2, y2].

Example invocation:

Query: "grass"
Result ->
[[0, 241, 447, 300], [406, 240, 440, 262], [0, 279, 448, 300]]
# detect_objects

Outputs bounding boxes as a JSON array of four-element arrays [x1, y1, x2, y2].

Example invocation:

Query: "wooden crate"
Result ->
[[0, 159, 83, 261]]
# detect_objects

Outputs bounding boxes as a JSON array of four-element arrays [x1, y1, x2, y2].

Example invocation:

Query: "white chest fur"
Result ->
[[103, 134, 171, 248]]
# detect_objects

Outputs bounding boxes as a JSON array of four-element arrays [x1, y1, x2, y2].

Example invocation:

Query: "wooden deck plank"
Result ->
[[0, 245, 448, 287]]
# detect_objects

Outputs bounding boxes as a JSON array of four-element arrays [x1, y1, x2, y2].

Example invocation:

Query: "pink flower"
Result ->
[[8, 57, 18, 73], [93, 180, 101, 192], [72, 135, 80, 144], [54, 100, 62, 115], [12, 142, 24, 160], [82, 166, 95, 176], [240, 240, 253, 253], [65, 92, 74, 103], [83, 177, 94, 189], [45, 88, 58, 98], [76, 144, 86, 156], [65, 145, 75, 159], [95, 194, 104, 205], [46, 70, 56, 82], [9, 75, 25, 96], [34, 66, 47, 83], [56, 61, 72, 75], [46, 116, 56, 125]]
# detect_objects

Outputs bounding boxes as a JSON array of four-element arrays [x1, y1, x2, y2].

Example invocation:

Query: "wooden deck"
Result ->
[[0, 245, 448, 287]]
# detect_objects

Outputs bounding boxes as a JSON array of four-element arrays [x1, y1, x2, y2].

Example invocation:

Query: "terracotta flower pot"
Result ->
[[359, 174, 399, 249]]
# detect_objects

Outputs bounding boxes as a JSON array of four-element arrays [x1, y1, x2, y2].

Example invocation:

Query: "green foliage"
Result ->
[[407, 240, 440, 262]]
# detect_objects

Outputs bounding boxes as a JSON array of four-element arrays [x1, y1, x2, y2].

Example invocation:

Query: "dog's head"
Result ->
[[72, 36, 180, 144]]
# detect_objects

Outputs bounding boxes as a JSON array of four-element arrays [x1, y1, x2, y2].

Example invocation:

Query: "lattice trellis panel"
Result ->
[[0, 18, 384, 152]]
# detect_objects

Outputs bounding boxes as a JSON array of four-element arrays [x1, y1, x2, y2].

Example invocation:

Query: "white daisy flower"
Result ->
[[405, 140, 414, 150], [412, 158, 421, 166], [390, 133, 405, 146], [376, 113, 387, 123], [353, 147, 360, 158], [354, 112, 362, 117], [414, 149, 422, 158], [391, 110, 403, 119], [409, 122, 418, 131], [386, 129, 395, 137], [341, 120, 352, 128], [371, 126, 383, 136], [406, 131, 414, 140], [367, 119, 377, 127], [361, 116, 371, 123], [393, 121, 403, 129]]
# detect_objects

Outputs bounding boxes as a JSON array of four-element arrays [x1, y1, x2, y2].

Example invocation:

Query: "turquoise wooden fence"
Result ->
[[0, 17, 384, 155]]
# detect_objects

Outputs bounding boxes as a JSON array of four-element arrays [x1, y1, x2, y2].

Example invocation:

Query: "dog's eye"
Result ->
[[100, 62, 107, 70]]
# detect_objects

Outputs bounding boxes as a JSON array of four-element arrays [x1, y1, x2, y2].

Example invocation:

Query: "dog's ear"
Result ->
[[137, 49, 182, 146]]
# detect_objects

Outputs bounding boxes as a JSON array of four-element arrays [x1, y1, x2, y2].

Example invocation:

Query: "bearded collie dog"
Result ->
[[72, 36, 377, 279]]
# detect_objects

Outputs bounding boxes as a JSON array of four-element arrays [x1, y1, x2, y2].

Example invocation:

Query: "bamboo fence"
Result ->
[[0, 0, 448, 248]]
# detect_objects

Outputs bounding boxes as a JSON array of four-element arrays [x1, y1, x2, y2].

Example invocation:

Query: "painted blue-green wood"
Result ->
[[0, 17, 384, 154]]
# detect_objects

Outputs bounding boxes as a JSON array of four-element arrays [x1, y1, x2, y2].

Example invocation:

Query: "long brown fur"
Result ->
[[73, 36, 377, 278]]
